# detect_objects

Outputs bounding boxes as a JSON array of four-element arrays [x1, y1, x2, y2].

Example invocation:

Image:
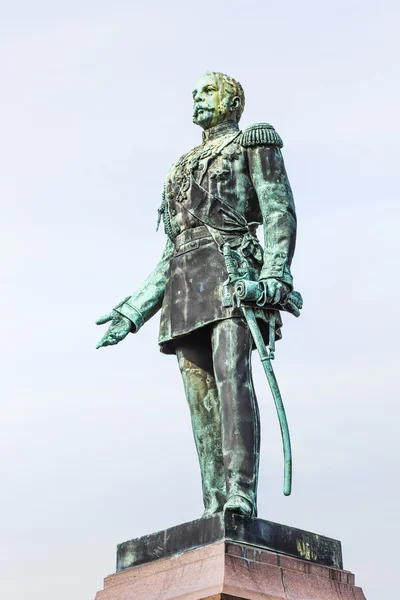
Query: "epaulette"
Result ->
[[238, 122, 283, 148]]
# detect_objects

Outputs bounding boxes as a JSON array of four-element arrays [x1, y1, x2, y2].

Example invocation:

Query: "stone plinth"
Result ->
[[94, 514, 367, 600], [116, 512, 343, 571]]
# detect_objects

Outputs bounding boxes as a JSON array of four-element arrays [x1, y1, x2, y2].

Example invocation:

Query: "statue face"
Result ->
[[192, 73, 235, 130]]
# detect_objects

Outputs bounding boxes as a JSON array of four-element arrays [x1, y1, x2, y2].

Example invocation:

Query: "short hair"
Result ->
[[206, 71, 245, 122]]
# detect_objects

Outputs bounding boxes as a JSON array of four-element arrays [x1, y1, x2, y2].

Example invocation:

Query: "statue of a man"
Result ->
[[96, 72, 299, 519]]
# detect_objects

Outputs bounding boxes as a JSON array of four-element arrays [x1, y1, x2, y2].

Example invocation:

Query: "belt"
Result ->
[[174, 226, 211, 251]]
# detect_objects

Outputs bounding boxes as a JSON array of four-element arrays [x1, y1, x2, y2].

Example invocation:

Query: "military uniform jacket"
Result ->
[[115, 121, 297, 354]]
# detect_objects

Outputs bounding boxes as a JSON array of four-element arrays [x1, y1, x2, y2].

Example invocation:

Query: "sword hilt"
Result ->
[[223, 243, 239, 280]]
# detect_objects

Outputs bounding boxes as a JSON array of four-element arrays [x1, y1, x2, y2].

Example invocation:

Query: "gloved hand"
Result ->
[[260, 278, 291, 305], [95, 311, 132, 349]]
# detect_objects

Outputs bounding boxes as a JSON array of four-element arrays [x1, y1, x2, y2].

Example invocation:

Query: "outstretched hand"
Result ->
[[96, 311, 131, 349]]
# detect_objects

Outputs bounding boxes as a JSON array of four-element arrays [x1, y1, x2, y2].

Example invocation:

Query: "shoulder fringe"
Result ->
[[238, 122, 283, 148]]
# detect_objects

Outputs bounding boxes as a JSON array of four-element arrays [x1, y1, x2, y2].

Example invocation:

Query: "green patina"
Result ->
[[96, 72, 302, 518]]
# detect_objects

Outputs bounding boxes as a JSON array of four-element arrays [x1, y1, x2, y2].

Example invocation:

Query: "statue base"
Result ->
[[94, 512, 367, 600]]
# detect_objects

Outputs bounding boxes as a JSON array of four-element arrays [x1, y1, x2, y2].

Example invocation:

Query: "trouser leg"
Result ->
[[211, 318, 260, 516], [175, 328, 226, 515]]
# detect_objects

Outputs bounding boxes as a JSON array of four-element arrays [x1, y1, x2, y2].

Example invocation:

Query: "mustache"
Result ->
[[193, 104, 214, 115]]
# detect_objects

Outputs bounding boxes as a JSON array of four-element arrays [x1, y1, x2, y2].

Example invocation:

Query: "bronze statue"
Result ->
[[96, 72, 302, 518]]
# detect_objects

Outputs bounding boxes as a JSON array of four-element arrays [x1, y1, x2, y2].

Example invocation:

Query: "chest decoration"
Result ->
[[168, 145, 211, 203], [220, 143, 241, 161], [207, 142, 241, 182], [208, 158, 231, 182], [159, 133, 242, 238], [168, 136, 241, 203]]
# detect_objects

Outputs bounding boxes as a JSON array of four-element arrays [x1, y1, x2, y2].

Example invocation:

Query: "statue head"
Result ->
[[192, 71, 245, 130]]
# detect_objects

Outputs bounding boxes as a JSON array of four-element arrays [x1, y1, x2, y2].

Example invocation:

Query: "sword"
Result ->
[[223, 243, 293, 496]]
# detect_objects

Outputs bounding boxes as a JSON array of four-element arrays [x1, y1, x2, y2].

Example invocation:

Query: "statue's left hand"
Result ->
[[261, 278, 291, 305], [95, 311, 131, 349]]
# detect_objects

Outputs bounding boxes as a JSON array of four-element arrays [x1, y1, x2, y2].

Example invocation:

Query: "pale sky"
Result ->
[[1, 2, 399, 599]]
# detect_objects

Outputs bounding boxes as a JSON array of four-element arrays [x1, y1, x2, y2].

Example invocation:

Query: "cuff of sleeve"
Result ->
[[260, 265, 293, 289], [114, 299, 145, 333]]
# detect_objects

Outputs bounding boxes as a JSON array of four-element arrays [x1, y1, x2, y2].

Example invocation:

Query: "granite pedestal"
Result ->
[[94, 512, 367, 600]]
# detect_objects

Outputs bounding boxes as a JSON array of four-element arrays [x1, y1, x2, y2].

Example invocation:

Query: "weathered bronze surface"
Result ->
[[96, 72, 302, 519]]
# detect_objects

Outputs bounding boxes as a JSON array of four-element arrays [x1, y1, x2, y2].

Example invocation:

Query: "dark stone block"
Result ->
[[116, 512, 343, 572]]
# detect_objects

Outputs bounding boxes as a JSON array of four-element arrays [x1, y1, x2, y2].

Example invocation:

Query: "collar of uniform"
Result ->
[[202, 121, 239, 142]]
